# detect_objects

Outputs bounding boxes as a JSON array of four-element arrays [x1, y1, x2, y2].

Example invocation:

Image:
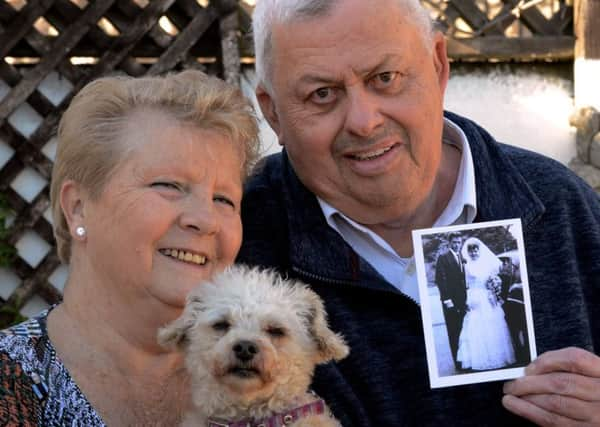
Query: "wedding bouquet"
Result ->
[[486, 275, 503, 306]]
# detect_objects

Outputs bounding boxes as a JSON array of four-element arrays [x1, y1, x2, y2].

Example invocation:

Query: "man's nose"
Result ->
[[178, 196, 219, 235], [344, 87, 385, 137]]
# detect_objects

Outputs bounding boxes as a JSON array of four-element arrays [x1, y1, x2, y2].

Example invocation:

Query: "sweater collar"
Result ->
[[444, 111, 545, 226]]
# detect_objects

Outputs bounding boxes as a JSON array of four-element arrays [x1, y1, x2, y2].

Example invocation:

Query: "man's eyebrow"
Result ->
[[355, 54, 403, 76], [295, 54, 404, 87], [297, 74, 339, 86]]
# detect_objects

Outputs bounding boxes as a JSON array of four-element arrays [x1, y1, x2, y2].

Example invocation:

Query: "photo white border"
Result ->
[[412, 218, 537, 389]]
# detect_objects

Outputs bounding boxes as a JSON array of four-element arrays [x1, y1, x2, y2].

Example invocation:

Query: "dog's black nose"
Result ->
[[233, 340, 259, 361]]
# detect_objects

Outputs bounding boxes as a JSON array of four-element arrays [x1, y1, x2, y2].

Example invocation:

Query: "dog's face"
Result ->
[[158, 266, 349, 405]]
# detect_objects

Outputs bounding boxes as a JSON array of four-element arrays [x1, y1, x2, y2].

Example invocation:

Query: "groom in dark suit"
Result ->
[[435, 232, 467, 370]]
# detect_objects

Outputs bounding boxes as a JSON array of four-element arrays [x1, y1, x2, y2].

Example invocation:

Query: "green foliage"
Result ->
[[0, 193, 17, 267], [0, 192, 22, 329], [0, 302, 27, 329]]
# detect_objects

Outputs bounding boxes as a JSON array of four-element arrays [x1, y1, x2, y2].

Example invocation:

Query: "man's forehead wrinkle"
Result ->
[[273, 13, 354, 51], [297, 73, 338, 86], [294, 53, 403, 87], [353, 53, 403, 76]]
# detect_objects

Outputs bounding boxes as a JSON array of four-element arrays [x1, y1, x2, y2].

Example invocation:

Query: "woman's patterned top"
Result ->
[[0, 309, 106, 426]]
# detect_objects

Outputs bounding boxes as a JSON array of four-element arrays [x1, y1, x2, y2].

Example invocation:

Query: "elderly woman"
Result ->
[[0, 70, 259, 425]]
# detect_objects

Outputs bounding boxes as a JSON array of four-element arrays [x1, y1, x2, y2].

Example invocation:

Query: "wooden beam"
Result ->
[[0, 0, 55, 58], [237, 35, 574, 62], [480, 3, 519, 35], [574, 0, 600, 109], [23, 30, 84, 84], [0, 0, 117, 122], [3, 38, 224, 58], [550, 2, 573, 34], [575, 0, 600, 58], [24, 0, 177, 150], [219, 9, 241, 85], [447, 0, 493, 34], [147, 4, 219, 75], [5, 253, 61, 310], [446, 36, 574, 61], [501, 0, 560, 36]]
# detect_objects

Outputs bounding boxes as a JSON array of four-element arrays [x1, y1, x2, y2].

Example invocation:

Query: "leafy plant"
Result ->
[[0, 192, 21, 329], [0, 193, 17, 267], [0, 302, 27, 329]]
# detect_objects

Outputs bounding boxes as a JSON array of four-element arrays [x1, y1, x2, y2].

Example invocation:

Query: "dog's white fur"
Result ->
[[158, 265, 349, 426]]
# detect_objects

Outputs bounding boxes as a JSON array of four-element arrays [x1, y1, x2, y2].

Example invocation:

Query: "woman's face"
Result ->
[[82, 111, 244, 310], [468, 245, 480, 260]]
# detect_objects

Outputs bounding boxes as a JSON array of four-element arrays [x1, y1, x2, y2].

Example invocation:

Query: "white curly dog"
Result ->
[[158, 265, 349, 427]]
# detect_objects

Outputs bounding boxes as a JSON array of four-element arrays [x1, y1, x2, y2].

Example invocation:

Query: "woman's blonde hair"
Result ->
[[50, 70, 260, 263]]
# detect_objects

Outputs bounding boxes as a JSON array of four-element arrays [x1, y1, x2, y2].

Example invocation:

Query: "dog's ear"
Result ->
[[157, 295, 204, 350], [299, 287, 350, 364]]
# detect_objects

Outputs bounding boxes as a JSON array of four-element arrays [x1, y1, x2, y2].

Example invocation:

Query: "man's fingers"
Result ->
[[526, 348, 600, 377], [502, 395, 584, 427], [520, 394, 600, 423], [503, 350, 600, 427], [504, 372, 600, 401]]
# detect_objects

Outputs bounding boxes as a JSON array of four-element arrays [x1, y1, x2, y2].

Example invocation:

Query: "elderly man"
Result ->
[[237, 0, 600, 425]]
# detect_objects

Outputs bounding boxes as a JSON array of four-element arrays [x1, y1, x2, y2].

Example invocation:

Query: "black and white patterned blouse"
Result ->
[[0, 309, 106, 426]]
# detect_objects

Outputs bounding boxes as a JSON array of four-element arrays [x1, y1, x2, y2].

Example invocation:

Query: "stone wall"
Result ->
[[569, 107, 600, 193]]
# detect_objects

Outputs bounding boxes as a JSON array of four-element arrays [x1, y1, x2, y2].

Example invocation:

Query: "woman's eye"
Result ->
[[151, 181, 182, 191], [214, 195, 235, 208], [212, 320, 230, 332], [266, 326, 286, 338], [309, 87, 336, 105]]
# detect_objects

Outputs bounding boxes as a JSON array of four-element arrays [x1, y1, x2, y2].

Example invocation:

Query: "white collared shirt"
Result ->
[[318, 118, 477, 303]]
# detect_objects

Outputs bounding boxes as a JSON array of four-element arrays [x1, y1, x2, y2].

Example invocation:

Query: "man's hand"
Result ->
[[502, 347, 600, 426]]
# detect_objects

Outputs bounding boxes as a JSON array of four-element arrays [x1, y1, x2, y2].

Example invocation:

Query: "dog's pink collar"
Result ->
[[207, 398, 326, 427]]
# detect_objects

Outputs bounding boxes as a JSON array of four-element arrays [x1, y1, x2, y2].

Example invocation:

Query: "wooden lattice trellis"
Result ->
[[430, 0, 574, 60], [0, 0, 574, 318], [0, 0, 245, 318]]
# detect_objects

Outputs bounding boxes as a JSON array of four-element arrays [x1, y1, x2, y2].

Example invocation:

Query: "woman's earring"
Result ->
[[75, 226, 86, 237]]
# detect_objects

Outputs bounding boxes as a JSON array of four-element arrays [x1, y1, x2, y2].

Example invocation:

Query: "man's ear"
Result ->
[[432, 32, 450, 94], [59, 180, 86, 238], [256, 85, 283, 144]]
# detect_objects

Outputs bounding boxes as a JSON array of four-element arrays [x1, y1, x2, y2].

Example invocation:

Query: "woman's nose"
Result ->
[[178, 196, 219, 235]]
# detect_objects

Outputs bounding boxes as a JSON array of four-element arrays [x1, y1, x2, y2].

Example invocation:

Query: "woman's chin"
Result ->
[[145, 287, 190, 313]]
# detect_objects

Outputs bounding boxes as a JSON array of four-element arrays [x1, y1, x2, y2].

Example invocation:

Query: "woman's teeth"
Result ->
[[352, 146, 393, 160], [161, 249, 206, 265]]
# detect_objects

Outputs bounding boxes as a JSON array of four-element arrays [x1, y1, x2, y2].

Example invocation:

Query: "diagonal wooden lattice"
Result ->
[[0, 0, 242, 315], [240, 0, 575, 61], [0, 0, 574, 316], [432, 0, 574, 60]]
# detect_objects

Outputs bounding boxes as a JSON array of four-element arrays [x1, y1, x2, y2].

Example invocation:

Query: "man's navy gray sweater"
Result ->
[[237, 112, 600, 426]]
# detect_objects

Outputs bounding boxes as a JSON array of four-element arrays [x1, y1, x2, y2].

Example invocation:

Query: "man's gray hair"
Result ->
[[253, 0, 434, 92]]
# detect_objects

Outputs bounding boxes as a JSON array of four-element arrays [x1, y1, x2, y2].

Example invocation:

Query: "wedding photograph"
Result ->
[[413, 219, 537, 389]]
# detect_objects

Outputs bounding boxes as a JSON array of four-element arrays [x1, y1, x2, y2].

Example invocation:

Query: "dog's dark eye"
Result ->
[[266, 326, 286, 338], [212, 321, 230, 332]]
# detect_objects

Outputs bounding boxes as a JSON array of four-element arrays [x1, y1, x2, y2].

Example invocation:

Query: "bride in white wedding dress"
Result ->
[[457, 237, 516, 371]]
